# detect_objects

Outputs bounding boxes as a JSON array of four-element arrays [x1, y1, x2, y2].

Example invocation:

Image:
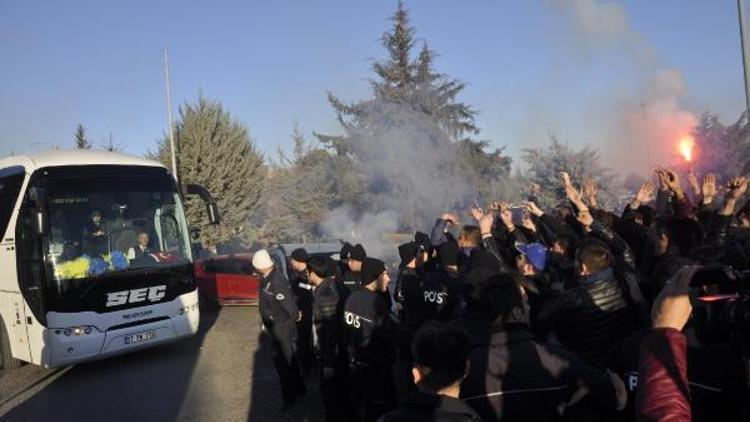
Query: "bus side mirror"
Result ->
[[206, 203, 220, 225], [35, 211, 47, 235], [186, 184, 220, 225], [28, 187, 47, 235]]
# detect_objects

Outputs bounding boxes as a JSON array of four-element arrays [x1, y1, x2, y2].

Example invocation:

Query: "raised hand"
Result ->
[[583, 177, 598, 208], [576, 208, 594, 230], [565, 182, 587, 212], [662, 168, 680, 191], [702, 173, 717, 204], [521, 213, 537, 233], [635, 181, 656, 204], [726, 177, 748, 202], [524, 200, 544, 217], [560, 172, 572, 188], [652, 265, 697, 330], [660, 167, 685, 200], [470, 205, 483, 222], [478, 212, 494, 236], [498, 204, 514, 230], [655, 168, 669, 192]]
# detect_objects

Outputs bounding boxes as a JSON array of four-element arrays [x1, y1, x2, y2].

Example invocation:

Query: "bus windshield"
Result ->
[[42, 168, 193, 296]]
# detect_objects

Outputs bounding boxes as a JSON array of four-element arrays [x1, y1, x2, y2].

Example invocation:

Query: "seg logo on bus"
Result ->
[[106, 285, 167, 307]]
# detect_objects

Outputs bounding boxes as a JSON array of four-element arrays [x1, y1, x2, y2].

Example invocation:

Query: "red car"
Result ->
[[195, 253, 260, 306], [195, 242, 342, 307]]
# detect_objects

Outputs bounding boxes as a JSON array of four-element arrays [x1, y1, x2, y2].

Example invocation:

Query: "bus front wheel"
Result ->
[[0, 318, 22, 372]]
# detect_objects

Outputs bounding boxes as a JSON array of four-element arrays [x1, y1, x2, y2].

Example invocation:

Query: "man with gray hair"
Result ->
[[253, 249, 304, 411]]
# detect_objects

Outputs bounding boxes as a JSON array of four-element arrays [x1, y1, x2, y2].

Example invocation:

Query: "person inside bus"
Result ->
[[127, 231, 153, 262], [82, 210, 108, 257]]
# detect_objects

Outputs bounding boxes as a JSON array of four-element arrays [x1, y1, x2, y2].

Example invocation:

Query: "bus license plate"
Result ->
[[124, 330, 155, 345]]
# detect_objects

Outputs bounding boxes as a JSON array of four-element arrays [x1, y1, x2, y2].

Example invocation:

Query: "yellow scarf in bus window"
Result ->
[[55, 257, 91, 280]]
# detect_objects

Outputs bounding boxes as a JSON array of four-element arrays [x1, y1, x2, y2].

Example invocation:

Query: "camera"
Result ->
[[689, 264, 750, 344]]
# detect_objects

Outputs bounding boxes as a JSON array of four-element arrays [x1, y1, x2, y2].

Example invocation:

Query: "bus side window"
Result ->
[[0, 172, 25, 239]]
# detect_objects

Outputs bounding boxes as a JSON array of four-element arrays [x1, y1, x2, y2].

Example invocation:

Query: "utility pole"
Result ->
[[164, 47, 179, 184], [738, 0, 750, 117]]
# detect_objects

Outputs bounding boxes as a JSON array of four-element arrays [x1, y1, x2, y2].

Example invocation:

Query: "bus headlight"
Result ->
[[55, 326, 96, 336], [177, 304, 198, 315]]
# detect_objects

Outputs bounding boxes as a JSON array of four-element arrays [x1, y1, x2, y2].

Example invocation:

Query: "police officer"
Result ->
[[417, 241, 463, 327], [340, 243, 366, 292], [307, 255, 351, 421], [395, 241, 427, 332], [253, 249, 305, 410], [344, 257, 407, 422], [289, 248, 314, 374]]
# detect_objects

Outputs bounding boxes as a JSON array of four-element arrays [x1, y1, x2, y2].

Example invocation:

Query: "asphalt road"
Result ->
[[0, 307, 324, 422]]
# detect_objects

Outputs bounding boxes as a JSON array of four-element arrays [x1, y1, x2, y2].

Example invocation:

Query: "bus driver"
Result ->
[[127, 231, 153, 262]]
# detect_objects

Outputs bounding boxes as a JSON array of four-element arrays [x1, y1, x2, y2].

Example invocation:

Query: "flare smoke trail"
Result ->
[[553, 0, 698, 175]]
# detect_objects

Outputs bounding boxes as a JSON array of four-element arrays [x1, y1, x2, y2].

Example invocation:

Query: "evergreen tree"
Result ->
[[256, 123, 339, 243], [521, 135, 616, 208], [692, 111, 750, 176], [74, 124, 92, 149], [149, 96, 266, 246], [315, 2, 510, 229]]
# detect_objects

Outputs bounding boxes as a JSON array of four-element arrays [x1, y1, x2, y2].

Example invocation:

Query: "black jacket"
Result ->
[[538, 267, 642, 368], [379, 391, 481, 422], [344, 287, 406, 366], [418, 269, 463, 324], [460, 323, 619, 422], [258, 267, 298, 325], [312, 277, 347, 370], [339, 265, 363, 292], [398, 267, 427, 332]]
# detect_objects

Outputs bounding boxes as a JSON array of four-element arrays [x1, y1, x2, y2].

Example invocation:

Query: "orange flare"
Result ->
[[679, 137, 694, 162]]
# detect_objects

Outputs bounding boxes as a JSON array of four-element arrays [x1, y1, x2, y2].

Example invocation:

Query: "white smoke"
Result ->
[[550, 0, 698, 175], [319, 205, 400, 263]]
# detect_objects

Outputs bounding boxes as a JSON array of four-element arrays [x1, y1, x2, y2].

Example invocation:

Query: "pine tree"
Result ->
[[149, 96, 266, 246], [521, 135, 616, 207], [315, 1, 510, 229], [74, 124, 92, 149], [256, 124, 338, 243]]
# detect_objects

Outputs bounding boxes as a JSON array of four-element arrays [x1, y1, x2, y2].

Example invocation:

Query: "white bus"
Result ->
[[0, 150, 219, 369]]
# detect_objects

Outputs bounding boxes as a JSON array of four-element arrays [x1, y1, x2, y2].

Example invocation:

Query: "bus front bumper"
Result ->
[[45, 292, 200, 368]]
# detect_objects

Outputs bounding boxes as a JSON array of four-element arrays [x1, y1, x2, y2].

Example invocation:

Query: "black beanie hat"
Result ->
[[291, 248, 308, 263], [398, 241, 419, 264], [340, 243, 353, 260], [361, 257, 386, 284], [350, 244, 367, 261], [415, 231, 430, 248], [438, 241, 460, 267]]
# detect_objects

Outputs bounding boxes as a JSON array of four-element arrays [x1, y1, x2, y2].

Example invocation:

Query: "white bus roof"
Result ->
[[0, 149, 167, 173]]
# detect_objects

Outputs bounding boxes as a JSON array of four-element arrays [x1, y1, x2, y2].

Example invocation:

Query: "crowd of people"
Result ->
[[251, 168, 750, 422]]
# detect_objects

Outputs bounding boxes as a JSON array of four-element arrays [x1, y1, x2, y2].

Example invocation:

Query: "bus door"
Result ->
[[15, 188, 49, 365], [0, 168, 32, 362], [0, 245, 32, 363]]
